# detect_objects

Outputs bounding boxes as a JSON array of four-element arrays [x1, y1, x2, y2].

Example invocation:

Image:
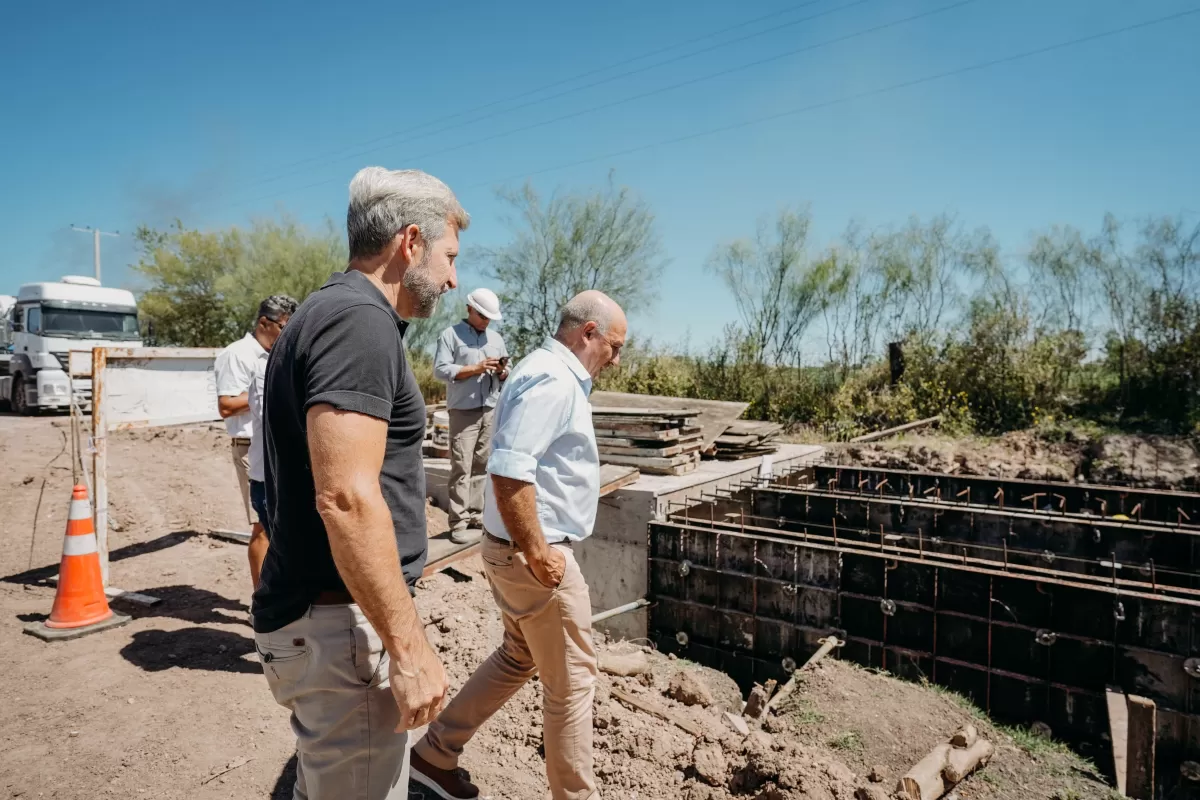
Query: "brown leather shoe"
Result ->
[[410, 750, 480, 799]]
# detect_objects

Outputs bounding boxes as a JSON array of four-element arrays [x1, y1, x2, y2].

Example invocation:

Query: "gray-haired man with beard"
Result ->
[[252, 167, 467, 799]]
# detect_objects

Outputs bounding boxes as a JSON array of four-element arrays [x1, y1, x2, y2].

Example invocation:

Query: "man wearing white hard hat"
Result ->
[[433, 288, 510, 543]]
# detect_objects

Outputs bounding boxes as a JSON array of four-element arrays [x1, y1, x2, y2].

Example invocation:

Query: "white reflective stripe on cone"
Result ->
[[68, 499, 92, 520], [62, 534, 99, 557]]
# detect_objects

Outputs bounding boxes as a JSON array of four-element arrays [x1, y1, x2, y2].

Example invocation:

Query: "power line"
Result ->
[[230, 0, 838, 189], [462, 7, 1200, 191], [224, 0, 975, 211]]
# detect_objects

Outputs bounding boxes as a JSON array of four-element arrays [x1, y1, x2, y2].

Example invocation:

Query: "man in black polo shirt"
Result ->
[[252, 166, 469, 799]]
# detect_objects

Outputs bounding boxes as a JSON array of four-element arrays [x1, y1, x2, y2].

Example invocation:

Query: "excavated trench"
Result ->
[[647, 463, 1200, 798]]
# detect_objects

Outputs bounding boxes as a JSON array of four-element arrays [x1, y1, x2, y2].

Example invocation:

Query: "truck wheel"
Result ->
[[11, 374, 31, 416]]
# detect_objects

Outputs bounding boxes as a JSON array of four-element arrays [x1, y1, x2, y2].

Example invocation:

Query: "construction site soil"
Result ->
[[0, 414, 1118, 799], [824, 428, 1200, 489]]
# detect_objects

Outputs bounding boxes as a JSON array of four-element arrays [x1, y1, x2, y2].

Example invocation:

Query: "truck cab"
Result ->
[[0, 276, 141, 414]]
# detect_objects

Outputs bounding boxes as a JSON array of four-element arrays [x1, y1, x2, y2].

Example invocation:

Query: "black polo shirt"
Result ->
[[251, 270, 427, 634]]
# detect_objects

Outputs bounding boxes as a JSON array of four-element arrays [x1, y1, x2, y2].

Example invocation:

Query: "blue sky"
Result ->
[[1, 0, 1197, 351]]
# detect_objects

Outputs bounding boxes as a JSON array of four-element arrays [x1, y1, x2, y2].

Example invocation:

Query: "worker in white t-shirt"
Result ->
[[214, 294, 297, 589]]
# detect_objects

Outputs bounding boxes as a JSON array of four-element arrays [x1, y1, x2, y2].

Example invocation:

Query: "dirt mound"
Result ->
[[830, 428, 1200, 489]]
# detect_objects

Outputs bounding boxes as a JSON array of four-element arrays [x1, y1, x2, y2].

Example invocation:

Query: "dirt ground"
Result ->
[[0, 415, 1116, 799], [823, 428, 1200, 489]]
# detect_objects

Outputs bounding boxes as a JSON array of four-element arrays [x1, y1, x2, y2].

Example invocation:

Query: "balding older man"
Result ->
[[411, 291, 626, 800]]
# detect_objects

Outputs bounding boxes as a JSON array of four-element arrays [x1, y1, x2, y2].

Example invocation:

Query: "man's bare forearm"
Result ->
[[218, 393, 249, 419], [491, 475, 549, 562], [318, 486, 424, 659]]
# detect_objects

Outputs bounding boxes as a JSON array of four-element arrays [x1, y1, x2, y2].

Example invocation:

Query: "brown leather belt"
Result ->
[[484, 530, 571, 549], [313, 589, 354, 605], [484, 530, 516, 547]]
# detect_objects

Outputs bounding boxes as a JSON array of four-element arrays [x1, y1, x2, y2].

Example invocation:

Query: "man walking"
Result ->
[[432, 288, 509, 544], [214, 294, 296, 587], [252, 166, 469, 799], [411, 290, 627, 800]]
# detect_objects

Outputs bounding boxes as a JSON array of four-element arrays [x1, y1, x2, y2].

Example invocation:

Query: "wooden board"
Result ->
[[600, 464, 640, 495], [712, 446, 778, 460], [592, 417, 676, 430], [594, 426, 679, 441], [601, 444, 701, 458], [590, 406, 699, 418], [600, 442, 686, 458], [1127, 695, 1156, 800], [600, 452, 699, 470], [590, 391, 748, 453], [1106, 687, 1129, 796], [849, 414, 941, 443], [422, 533, 479, 577], [726, 420, 783, 436], [596, 432, 702, 448]]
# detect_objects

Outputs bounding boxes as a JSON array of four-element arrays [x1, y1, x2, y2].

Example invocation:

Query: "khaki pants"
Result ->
[[231, 439, 258, 525], [415, 537, 600, 800], [255, 604, 410, 800], [447, 407, 494, 531]]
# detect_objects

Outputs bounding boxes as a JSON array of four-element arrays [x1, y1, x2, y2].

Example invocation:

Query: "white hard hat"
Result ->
[[466, 288, 502, 321]]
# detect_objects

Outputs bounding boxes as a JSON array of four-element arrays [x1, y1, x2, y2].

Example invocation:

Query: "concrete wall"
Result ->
[[578, 444, 823, 643]]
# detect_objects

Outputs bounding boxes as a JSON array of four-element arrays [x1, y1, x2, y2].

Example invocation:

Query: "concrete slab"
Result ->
[[425, 457, 450, 512], [209, 529, 251, 545], [24, 612, 132, 642]]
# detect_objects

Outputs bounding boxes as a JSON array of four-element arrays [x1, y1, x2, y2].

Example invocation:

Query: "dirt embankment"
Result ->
[[827, 429, 1200, 489]]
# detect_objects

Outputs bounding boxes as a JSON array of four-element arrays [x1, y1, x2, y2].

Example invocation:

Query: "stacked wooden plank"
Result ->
[[591, 407, 702, 476], [710, 420, 782, 460]]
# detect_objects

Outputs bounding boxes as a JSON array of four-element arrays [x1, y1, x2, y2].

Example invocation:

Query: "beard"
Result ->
[[402, 250, 444, 318]]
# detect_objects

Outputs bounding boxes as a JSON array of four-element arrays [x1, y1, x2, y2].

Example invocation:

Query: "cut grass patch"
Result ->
[[1002, 725, 1077, 759], [827, 730, 864, 753]]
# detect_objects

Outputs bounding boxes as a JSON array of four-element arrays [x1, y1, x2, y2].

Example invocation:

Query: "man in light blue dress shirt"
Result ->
[[412, 290, 626, 800]]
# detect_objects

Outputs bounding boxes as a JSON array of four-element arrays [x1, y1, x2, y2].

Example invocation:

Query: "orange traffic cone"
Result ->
[[25, 485, 129, 642]]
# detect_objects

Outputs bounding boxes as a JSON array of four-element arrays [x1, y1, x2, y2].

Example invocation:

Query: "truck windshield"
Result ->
[[41, 308, 139, 340]]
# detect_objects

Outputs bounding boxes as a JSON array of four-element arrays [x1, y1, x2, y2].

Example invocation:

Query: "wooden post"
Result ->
[[889, 341, 905, 384], [1105, 688, 1129, 796], [1127, 695, 1156, 800], [91, 347, 109, 586]]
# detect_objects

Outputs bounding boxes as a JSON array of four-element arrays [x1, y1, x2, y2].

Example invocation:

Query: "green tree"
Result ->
[[706, 208, 833, 368], [133, 221, 244, 347], [478, 175, 664, 356], [134, 216, 345, 347]]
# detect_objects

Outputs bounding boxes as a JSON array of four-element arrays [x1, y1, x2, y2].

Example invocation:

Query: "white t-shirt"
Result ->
[[214, 332, 267, 439], [247, 357, 267, 482]]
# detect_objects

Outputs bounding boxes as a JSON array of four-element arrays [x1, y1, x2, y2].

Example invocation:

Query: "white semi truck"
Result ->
[[0, 276, 141, 414]]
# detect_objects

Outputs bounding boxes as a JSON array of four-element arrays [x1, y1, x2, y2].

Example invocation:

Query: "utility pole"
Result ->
[[70, 225, 119, 283]]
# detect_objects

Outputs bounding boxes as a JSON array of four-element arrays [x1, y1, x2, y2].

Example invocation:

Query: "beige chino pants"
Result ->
[[415, 536, 600, 799]]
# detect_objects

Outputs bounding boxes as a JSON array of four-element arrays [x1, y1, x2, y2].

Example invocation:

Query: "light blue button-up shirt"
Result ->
[[432, 320, 509, 410], [483, 337, 599, 544]]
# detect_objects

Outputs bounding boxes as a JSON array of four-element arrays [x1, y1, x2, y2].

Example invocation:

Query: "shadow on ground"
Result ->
[[120, 626, 260, 674], [271, 754, 297, 799], [122, 584, 250, 627], [0, 530, 201, 586]]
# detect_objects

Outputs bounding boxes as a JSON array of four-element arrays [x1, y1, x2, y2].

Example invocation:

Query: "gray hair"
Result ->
[[257, 294, 298, 323], [347, 167, 471, 259], [556, 293, 613, 335]]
